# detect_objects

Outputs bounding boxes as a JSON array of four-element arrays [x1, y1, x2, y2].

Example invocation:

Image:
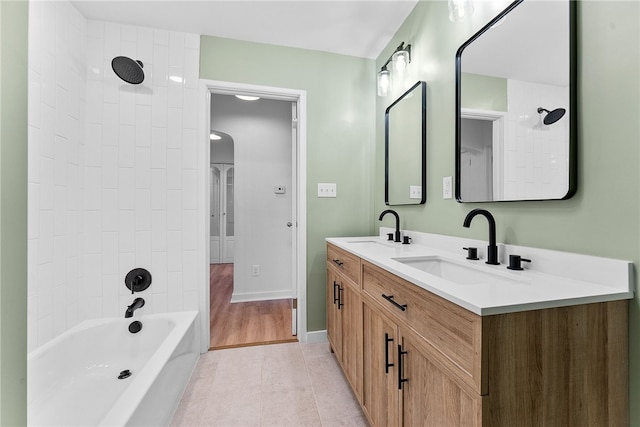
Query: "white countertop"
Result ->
[[327, 231, 634, 316]]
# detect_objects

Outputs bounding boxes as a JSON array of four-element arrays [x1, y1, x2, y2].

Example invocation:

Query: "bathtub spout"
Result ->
[[125, 297, 145, 318]]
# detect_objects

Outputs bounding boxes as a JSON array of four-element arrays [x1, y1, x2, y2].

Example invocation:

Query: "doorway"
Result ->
[[200, 81, 307, 351]]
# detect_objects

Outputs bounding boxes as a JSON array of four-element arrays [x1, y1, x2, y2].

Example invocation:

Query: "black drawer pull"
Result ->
[[337, 285, 344, 309], [333, 281, 339, 305], [332, 259, 344, 266], [398, 344, 408, 390], [382, 294, 407, 311], [384, 333, 394, 373]]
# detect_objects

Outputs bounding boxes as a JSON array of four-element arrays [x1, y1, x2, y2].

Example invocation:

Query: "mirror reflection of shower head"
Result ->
[[111, 56, 145, 85], [537, 107, 566, 125]]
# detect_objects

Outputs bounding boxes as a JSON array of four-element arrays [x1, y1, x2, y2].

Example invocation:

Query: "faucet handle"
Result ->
[[463, 247, 479, 260], [402, 236, 412, 245], [387, 233, 394, 241], [507, 255, 531, 271]]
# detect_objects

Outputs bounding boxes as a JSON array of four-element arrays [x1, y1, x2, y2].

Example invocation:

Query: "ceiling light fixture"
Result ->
[[377, 42, 412, 97], [235, 95, 260, 101], [448, 0, 474, 22]]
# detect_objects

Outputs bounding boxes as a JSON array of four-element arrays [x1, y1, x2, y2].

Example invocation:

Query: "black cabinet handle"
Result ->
[[337, 285, 344, 309], [332, 259, 344, 266], [382, 294, 407, 312], [385, 333, 394, 373], [398, 344, 408, 390], [333, 281, 339, 305]]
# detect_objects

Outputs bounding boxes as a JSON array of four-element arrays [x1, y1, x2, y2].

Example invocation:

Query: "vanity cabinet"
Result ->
[[362, 262, 483, 427], [326, 244, 363, 400], [326, 242, 629, 427]]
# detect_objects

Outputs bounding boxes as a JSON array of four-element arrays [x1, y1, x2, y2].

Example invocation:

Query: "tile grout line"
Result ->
[[300, 343, 329, 427]]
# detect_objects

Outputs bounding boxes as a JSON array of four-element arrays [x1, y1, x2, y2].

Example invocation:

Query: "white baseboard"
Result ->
[[230, 290, 292, 303], [304, 329, 327, 344]]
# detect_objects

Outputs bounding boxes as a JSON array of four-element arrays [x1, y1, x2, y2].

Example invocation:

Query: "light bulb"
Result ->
[[392, 50, 410, 72]]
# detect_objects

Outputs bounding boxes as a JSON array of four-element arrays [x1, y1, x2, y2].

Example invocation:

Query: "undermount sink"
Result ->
[[393, 256, 517, 286]]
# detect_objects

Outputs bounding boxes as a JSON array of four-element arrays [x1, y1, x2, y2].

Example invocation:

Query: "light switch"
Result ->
[[318, 183, 337, 198]]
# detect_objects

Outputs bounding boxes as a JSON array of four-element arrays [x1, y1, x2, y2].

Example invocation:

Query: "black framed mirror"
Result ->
[[455, 0, 576, 202], [385, 81, 427, 205]]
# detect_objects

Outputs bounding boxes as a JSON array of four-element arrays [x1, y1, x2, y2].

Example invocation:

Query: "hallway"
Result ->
[[210, 264, 297, 349]]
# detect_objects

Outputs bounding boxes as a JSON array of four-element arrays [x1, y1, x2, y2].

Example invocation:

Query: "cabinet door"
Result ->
[[341, 282, 362, 399], [326, 267, 342, 357], [363, 300, 400, 427], [400, 331, 482, 427]]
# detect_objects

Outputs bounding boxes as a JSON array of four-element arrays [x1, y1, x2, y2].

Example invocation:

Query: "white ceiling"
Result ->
[[71, 0, 419, 59]]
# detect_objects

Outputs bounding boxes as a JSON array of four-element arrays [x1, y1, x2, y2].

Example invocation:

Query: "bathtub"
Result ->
[[28, 310, 200, 426]]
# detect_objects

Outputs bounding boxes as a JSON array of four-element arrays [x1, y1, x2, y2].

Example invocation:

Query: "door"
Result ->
[[400, 330, 482, 427], [210, 163, 234, 264], [326, 268, 342, 358], [363, 300, 400, 427], [341, 281, 362, 399]]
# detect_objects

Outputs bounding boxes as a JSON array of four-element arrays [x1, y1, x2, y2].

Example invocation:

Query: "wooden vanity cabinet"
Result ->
[[326, 243, 628, 426], [326, 244, 363, 400]]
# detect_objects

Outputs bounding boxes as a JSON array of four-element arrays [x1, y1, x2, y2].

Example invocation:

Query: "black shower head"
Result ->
[[537, 107, 566, 125], [112, 56, 145, 85]]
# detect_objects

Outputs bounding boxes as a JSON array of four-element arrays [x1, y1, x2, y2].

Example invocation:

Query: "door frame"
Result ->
[[197, 79, 307, 352]]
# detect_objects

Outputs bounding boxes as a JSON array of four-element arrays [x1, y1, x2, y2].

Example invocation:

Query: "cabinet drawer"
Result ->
[[327, 244, 361, 286], [362, 261, 485, 393]]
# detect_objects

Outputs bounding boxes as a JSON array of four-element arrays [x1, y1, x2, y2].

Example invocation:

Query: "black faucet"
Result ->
[[125, 297, 145, 318], [379, 209, 401, 242], [463, 209, 500, 265]]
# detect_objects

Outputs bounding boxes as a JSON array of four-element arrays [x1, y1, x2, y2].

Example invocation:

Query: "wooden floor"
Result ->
[[209, 264, 297, 350]]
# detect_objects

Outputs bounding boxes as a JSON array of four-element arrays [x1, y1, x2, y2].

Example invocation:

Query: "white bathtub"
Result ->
[[28, 311, 200, 426]]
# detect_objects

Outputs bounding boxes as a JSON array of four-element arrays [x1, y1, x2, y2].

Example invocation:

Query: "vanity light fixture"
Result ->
[[235, 95, 260, 101], [377, 42, 412, 97], [448, 0, 474, 22]]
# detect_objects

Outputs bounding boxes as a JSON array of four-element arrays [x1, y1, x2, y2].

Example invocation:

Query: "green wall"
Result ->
[[375, 1, 639, 424], [199, 37, 376, 332], [461, 72, 507, 111], [0, 0, 28, 425]]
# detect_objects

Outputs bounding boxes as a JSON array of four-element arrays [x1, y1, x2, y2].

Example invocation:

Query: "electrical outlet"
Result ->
[[251, 265, 260, 276], [443, 176, 452, 199], [317, 183, 337, 198], [409, 185, 422, 199]]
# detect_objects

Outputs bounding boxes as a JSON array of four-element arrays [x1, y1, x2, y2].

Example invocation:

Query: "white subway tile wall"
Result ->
[[28, 0, 202, 351], [503, 79, 569, 200]]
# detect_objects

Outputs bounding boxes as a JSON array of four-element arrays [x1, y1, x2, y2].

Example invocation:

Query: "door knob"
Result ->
[[287, 222, 293, 227]]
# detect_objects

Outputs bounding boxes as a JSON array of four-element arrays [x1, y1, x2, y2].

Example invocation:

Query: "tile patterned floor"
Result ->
[[171, 342, 369, 427]]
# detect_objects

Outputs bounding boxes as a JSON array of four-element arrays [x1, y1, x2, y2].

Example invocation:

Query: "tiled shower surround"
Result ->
[[27, 0, 202, 351]]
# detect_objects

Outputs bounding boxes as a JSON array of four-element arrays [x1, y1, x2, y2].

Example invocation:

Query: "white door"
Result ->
[[210, 163, 235, 264]]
